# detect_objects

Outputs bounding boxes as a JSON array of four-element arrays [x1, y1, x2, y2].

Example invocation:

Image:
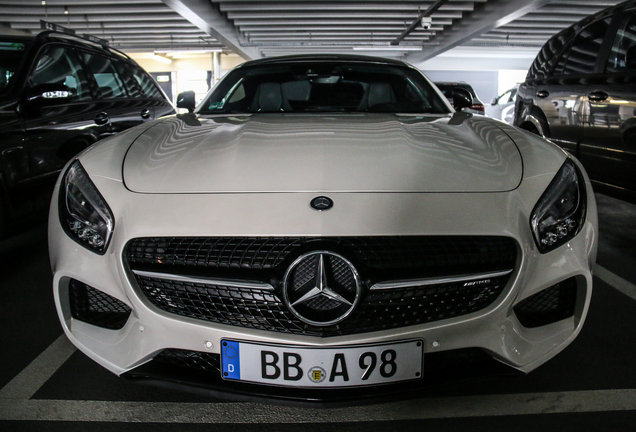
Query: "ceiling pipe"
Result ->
[[391, 0, 449, 46]]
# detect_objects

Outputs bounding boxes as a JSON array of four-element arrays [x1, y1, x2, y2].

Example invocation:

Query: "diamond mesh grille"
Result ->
[[127, 236, 517, 336], [126, 236, 516, 274], [513, 277, 577, 328], [133, 272, 511, 337], [153, 349, 221, 373], [69, 279, 131, 330]]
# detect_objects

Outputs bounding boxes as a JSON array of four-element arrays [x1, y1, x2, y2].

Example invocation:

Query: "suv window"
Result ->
[[125, 64, 163, 99], [30, 45, 90, 101], [561, 17, 613, 75], [81, 52, 127, 98], [606, 9, 636, 72], [113, 60, 143, 98], [0, 41, 27, 94], [527, 28, 575, 79]]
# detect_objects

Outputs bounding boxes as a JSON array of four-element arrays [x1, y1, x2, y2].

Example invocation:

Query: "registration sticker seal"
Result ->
[[307, 366, 327, 384]]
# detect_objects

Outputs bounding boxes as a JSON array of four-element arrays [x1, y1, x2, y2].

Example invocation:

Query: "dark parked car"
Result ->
[[0, 26, 175, 237], [515, 0, 636, 202], [434, 82, 485, 115]]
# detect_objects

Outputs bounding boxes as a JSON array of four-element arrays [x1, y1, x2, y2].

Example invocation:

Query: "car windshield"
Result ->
[[197, 61, 450, 115], [0, 40, 28, 94], [435, 84, 475, 98]]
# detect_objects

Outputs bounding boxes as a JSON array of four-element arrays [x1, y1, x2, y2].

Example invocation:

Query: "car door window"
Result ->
[[497, 90, 512, 104], [30, 45, 90, 101], [126, 64, 163, 99], [561, 17, 613, 75], [0, 41, 27, 94], [81, 52, 127, 99], [114, 61, 143, 98], [606, 9, 636, 72]]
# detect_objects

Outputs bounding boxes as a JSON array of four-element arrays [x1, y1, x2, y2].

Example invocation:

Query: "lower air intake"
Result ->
[[513, 277, 577, 328], [69, 279, 132, 330]]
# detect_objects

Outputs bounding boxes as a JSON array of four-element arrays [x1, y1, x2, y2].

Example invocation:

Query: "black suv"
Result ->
[[515, 0, 636, 202], [0, 28, 175, 236]]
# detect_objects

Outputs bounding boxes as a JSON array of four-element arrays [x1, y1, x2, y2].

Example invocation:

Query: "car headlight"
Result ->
[[530, 158, 586, 253], [60, 160, 114, 254]]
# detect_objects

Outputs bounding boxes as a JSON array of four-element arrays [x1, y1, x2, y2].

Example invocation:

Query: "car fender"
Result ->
[[518, 102, 551, 138]]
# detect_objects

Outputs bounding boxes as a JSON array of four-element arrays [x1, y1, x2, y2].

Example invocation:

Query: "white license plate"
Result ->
[[220, 339, 423, 388]]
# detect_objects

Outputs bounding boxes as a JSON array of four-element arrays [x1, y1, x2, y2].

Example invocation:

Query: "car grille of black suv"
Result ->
[[126, 236, 517, 337]]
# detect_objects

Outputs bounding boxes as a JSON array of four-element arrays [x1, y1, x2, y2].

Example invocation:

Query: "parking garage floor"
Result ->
[[1, 193, 635, 431]]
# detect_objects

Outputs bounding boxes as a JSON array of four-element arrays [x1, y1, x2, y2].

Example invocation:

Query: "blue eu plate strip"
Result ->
[[221, 340, 241, 380]]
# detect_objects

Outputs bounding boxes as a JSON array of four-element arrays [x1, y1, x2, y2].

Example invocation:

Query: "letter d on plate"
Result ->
[[222, 340, 241, 380]]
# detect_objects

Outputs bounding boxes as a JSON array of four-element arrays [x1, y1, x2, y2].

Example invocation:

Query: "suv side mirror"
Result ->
[[626, 45, 636, 69], [25, 83, 74, 107], [453, 88, 473, 111], [490, 96, 498, 105], [176, 90, 196, 113]]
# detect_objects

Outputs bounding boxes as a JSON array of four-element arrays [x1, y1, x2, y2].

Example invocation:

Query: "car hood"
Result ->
[[122, 113, 522, 193]]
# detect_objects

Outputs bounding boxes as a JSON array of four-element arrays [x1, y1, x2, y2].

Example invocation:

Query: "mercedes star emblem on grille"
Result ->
[[283, 251, 362, 326], [310, 196, 334, 211]]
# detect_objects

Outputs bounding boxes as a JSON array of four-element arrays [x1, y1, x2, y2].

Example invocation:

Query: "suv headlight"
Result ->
[[60, 160, 114, 254], [530, 158, 586, 253]]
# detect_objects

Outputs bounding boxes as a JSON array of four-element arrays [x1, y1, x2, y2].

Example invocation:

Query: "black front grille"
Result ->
[[344, 274, 511, 333], [126, 236, 516, 276], [513, 277, 578, 328], [127, 236, 517, 336], [69, 279, 131, 330], [133, 270, 511, 337]]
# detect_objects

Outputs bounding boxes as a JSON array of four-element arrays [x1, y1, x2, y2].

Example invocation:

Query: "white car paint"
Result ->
[[48, 57, 597, 402]]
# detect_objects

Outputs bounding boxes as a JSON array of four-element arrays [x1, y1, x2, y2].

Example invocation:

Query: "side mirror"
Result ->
[[452, 88, 473, 111], [626, 45, 636, 69], [490, 97, 498, 105], [176, 90, 196, 113], [25, 83, 74, 107]]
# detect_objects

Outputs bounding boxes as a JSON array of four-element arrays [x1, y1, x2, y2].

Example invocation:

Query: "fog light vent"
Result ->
[[69, 279, 131, 330], [513, 277, 577, 328]]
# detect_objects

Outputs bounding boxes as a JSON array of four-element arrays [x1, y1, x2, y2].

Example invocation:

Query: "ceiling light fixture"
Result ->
[[159, 48, 223, 56], [152, 54, 172, 64], [353, 46, 422, 51]]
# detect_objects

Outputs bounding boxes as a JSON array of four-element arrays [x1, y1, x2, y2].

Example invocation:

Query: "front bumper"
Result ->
[[49, 178, 597, 402]]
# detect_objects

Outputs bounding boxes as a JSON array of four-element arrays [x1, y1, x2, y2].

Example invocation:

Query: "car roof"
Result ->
[[0, 34, 35, 42], [1, 30, 133, 62], [237, 54, 411, 68]]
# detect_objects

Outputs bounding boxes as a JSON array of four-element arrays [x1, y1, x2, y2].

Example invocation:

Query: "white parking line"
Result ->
[[0, 334, 76, 400], [1, 389, 636, 422], [595, 265, 636, 301]]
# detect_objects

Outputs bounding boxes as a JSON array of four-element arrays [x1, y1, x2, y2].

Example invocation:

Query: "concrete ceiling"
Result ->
[[0, 0, 624, 67]]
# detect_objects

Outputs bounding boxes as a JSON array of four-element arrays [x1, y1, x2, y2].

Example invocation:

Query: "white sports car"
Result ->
[[49, 55, 597, 404]]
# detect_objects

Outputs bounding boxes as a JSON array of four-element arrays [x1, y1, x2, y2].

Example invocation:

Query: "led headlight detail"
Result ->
[[530, 159, 586, 253], [60, 160, 114, 254]]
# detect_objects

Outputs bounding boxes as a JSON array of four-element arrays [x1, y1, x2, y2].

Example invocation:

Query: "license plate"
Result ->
[[220, 339, 423, 388]]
